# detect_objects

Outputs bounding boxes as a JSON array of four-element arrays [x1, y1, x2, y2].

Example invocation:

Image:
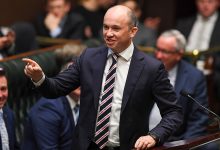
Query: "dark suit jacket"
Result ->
[[35, 12, 86, 40], [176, 13, 220, 48], [167, 60, 209, 141], [0, 106, 19, 150], [38, 45, 183, 150], [21, 96, 75, 150]]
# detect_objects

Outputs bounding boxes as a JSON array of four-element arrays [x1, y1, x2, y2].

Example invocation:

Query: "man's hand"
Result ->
[[44, 13, 61, 31], [134, 135, 156, 150], [22, 58, 44, 82]]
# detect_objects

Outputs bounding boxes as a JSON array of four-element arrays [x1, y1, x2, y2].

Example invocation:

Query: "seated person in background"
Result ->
[[21, 44, 84, 149], [144, 16, 161, 32], [74, 0, 104, 40], [149, 30, 209, 141], [11, 22, 38, 54], [119, 0, 157, 47], [98, 0, 117, 15], [35, 0, 86, 40], [0, 67, 19, 149], [176, 0, 220, 51], [21, 86, 80, 150], [0, 27, 15, 59]]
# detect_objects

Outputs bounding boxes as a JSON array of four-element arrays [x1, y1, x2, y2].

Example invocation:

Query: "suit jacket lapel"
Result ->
[[121, 48, 145, 113], [62, 97, 75, 127], [210, 14, 220, 47], [92, 47, 109, 110], [175, 61, 187, 97]]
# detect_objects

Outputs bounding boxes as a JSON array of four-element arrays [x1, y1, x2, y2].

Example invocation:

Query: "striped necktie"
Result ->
[[94, 53, 119, 149], [0, 111, 9, 150]]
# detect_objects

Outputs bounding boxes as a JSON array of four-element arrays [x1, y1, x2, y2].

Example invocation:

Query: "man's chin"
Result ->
[[0, 103, 5, 108], [106, 45, 115, 50]]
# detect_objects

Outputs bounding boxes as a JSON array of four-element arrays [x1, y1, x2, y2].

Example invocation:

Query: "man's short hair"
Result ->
[[160, 29, 186, 51]]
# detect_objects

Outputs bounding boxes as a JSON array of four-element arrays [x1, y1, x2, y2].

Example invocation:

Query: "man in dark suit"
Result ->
[[21, 87, 80, 150], [176, 0, 220, 51], [0, 67, 19, 150], [23, 5, 183, 150], [150, 29, 209, 141], [36, 0, 86, 40]]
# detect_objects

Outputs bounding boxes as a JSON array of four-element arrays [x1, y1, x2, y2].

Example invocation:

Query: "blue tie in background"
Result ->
[[73, 104, 80, 125], [0, 111, 9, 150]]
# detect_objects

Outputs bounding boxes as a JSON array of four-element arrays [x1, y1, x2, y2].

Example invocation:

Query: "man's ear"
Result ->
[[65, 2, 71, 12], [176, 49, 184, 61], [130, 26, 138, 38]]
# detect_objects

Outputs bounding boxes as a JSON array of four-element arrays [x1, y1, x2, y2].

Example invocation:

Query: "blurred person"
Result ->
[[149, 30, 209, 142], [0, 27, 15, 59], [98, 0, 117, 15], [176, 0, 220, 113], [144, 17, 161, 31], [120, 0, 157, 47], [21, 86, 80, 150], [11, 22, 38, 54], [23, 5, 183, 150], [36, 0, 86, 40], [74, 0, 104, 40], [0, 67, 19, 150], [176, 0, 220, 51], [54, 43, 86, 69]]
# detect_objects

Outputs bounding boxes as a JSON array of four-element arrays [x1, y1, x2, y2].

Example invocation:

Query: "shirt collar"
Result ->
[[168, 64, 178, 78], [107, 42, 134, 61], [197, 11, 218, 22], [66, 95, 79, 110]]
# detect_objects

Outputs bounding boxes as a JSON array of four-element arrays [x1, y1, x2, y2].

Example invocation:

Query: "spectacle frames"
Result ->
[[155, 47, 180, 55]]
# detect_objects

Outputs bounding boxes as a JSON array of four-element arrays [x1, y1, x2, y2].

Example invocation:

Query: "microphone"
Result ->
[[180, 90, 220, 129]]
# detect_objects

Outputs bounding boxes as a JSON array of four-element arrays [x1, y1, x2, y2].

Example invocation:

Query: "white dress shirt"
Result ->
[[186, 12, 218, 51], [50, 15, 67, 38]]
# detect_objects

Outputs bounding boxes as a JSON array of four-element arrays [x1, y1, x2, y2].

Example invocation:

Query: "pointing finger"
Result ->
[[22, 58, 37, 66]]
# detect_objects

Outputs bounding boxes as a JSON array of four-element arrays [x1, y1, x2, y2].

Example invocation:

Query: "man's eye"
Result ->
[[113, 27, 120, 31], [103, 26, 108, 30]]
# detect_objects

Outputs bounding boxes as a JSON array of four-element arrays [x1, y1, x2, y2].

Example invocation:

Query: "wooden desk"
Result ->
[[151, 132, 220, 150]]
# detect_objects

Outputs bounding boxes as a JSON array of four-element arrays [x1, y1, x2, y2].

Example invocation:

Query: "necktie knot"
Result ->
[[73, 104, 80, 114], [112, 53, 119, 61]]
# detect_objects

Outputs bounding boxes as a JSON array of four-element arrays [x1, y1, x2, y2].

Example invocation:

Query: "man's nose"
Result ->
[[155, 51, 163, 59], [106, 29, 113, 37]]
